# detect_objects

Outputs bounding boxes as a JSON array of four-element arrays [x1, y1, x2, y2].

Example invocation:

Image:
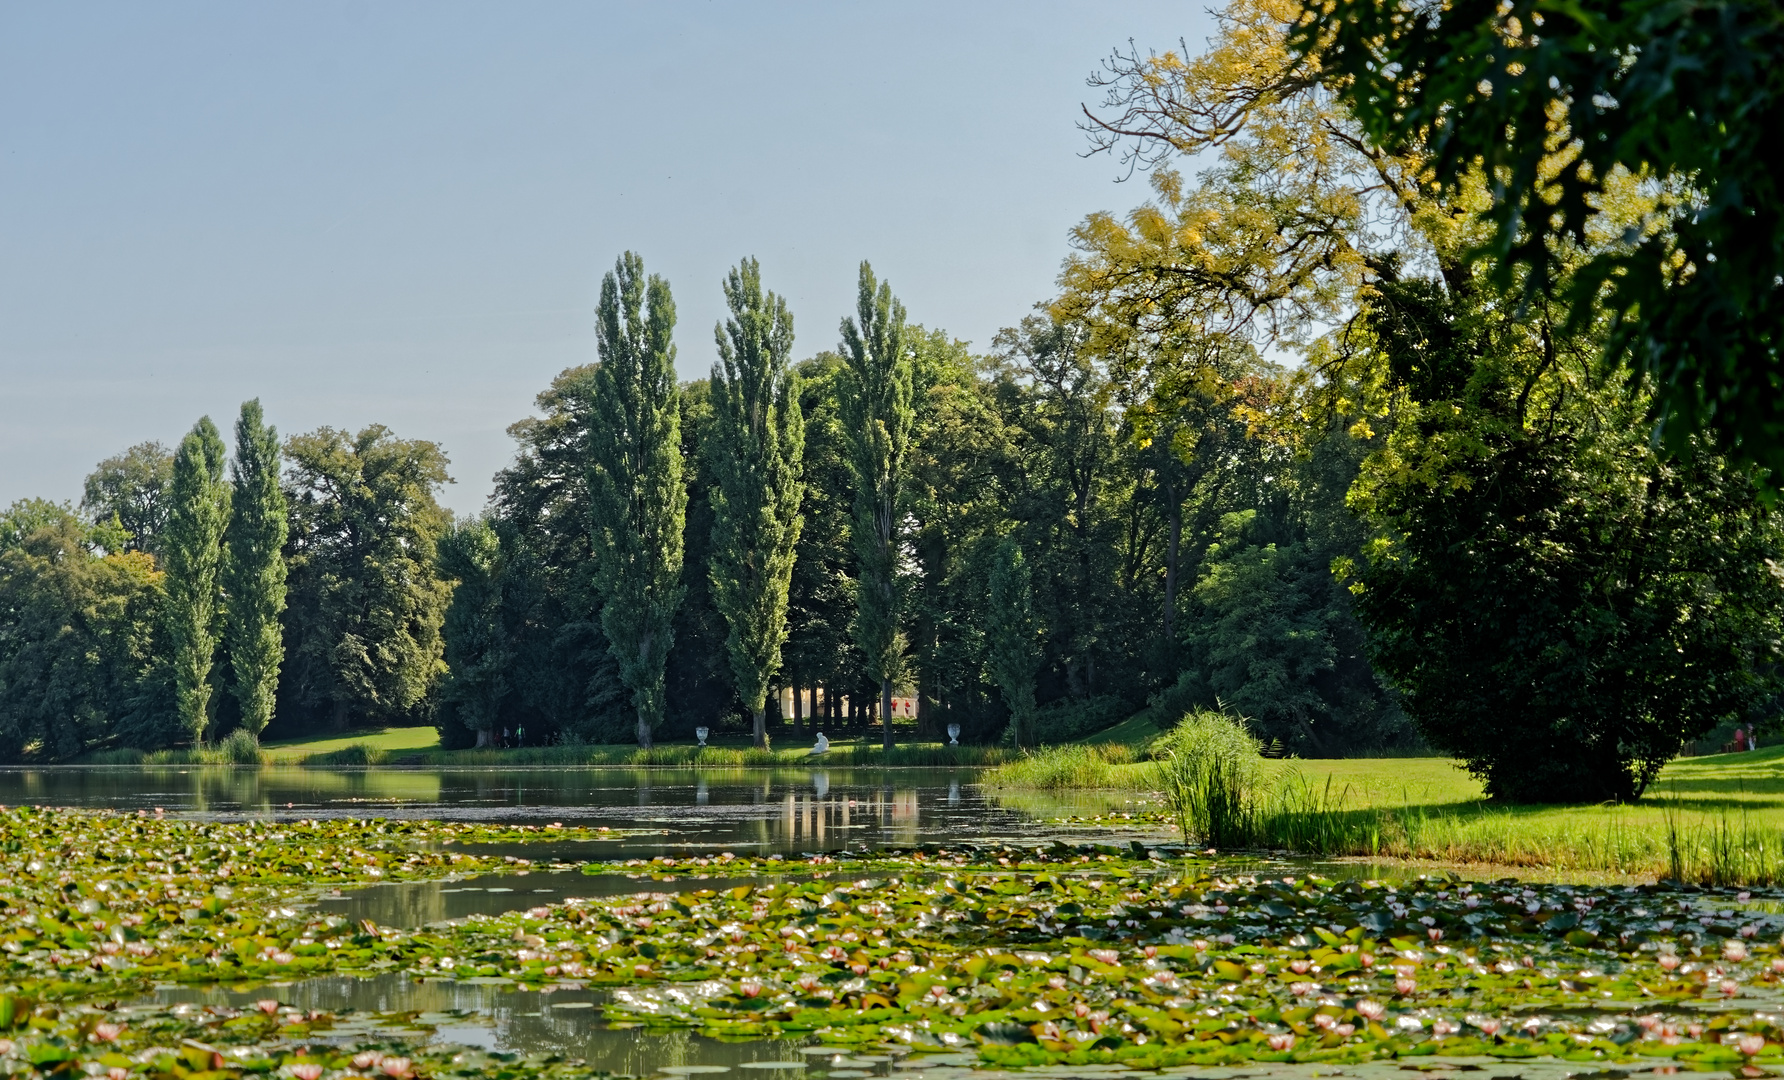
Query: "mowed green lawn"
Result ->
[[260, 726, 442, 762], [1264, 747, 1784, 881]]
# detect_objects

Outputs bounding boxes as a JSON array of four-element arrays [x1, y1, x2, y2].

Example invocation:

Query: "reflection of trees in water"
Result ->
[[0, 765, 1048, 854], [153, 976, 809, 1071]]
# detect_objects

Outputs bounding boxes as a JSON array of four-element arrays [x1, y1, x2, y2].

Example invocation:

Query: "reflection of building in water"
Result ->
[[775, 686, 917, 719], [781, 789, 853, 846]]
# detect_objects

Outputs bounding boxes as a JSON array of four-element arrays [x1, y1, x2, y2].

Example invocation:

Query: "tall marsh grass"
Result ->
[[981, 744, 1138, 789], [1153, 711, 1264, 846], [80, 733, 268, 766]]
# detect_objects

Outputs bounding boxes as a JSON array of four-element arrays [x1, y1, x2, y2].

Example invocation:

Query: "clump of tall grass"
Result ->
[[1152, 710, 1265, 846], [301, 743, 385, 767], [94, 733, 269, 766], [216, 729, 264, 765], [981, 744, 1137, 789], [849, 744, 1018, 767], [82, 747, 147, 765]]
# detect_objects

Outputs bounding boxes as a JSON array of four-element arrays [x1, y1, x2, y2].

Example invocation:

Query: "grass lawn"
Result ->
[[1233, 747, 1784, 883], [261, 726, 442, 761], [983, 729, 1784, 883]]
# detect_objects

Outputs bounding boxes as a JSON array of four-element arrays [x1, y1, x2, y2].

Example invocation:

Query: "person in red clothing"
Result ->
[[1734, 727, 1748, 752]]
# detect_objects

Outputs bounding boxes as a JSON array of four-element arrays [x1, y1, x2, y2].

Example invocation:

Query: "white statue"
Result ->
[[810, 732, 829, 755]]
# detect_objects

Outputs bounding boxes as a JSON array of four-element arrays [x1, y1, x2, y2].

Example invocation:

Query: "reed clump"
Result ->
[[980, 743, 1139, 789]]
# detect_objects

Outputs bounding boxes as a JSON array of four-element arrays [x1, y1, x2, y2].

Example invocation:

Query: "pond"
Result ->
[[0, 764, 1172, 1077], [0, 765, 1162, 856], [5, 765, 1770, 1080]]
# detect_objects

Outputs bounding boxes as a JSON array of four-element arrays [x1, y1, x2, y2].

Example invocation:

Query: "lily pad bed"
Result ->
[[0, 997, 617, 1080], [13, 808, 1784, 1074]]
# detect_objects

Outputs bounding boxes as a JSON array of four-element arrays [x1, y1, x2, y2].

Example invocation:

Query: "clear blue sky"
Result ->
[[0, 2, 1202, 513]]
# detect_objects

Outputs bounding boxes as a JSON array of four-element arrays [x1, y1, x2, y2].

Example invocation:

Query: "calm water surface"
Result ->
[[7, 764, 1173, 1077], [6, 765, 1614, 1077], [0, 764, 1169, 856]]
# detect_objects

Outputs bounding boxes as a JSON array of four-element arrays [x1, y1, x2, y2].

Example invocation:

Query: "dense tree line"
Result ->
[[1, 0, 1778, 801]]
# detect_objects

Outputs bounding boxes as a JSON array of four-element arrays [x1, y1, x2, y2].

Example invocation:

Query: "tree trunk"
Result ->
[[331, 698, 349, 733], [753, 703, 767, 749], [635, 707, 653, 749], [808, 685, 819, 736], [881, 678, 894, 752], [791, 680, 802, 738]]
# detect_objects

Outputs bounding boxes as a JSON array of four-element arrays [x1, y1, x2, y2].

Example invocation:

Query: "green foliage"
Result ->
[[1151, 709, 1265, 845], [80, 440, 174, 554], [838, 262, 914, 746], [985, 539, 1039, 746], [1295, 0, 1784, 479], [486, 365, 632, 744], [1180, 453, 1405, 755], [993, 315, 1128, 709], [782, 355, 859, 721], [223, 400, 288, 736], [0, 498, 86, 552], [0, 519, 162, 760], [1348, 276, 1784, 803], [215, 726, 263, 765], [436, 516, 510, 746], [280, 425, 452, 730], [707, 258, 805, 747], [981, 742, 1138, 788], [587, 252, 688, 749], [161, 417, 230, 745]]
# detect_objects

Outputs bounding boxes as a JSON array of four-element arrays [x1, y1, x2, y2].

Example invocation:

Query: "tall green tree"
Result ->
[[1293, 0, 1784, 479], [0, 517, 162, 761], [222, 400, 288, 736], [281, 425, 452, 730], [161, 417, 230, 745], [783, 355, 865, 729], [487, 365, 634, 744], [708, 258, 805, 748], [985, 539, 1039, 747], [82, 442, 175, 555], [587, 252, 687, 749], [1346, 274, 1784, 801], [839, 262, 915, 751], [437, 516, 511, 747]]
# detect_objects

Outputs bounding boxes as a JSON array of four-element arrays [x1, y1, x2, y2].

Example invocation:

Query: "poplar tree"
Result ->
[[588, 252, 687, 748], [986, 539, 1039, 748], [223, 400, 288, 736], [708, 258, 805, 749], [838, 262, 913, 751], [162, 417, 229, 745]]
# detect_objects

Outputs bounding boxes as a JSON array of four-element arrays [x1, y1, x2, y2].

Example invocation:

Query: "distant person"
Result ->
[[516, 724, 525, 746], [1734, 727, 1747, 752], [502, 726, 511, 748], [809, 732, 829, 756]]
